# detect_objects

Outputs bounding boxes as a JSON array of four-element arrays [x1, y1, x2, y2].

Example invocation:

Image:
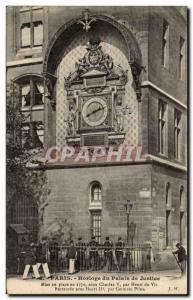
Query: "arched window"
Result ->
[[91, 182, 102, 202], [89, 181, 102, 243]]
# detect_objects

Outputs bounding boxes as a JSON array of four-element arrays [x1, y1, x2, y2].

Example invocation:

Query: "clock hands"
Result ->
[[86, 105, 107, 118]]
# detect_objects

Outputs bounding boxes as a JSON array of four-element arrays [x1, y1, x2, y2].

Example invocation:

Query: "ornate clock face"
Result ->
[[82, 97, 108, 127]]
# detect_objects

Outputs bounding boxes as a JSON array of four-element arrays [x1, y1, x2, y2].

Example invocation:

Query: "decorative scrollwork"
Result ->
[[64, 39, 128, 89]]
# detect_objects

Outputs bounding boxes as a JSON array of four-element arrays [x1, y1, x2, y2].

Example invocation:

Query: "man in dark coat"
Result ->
[[49, 237, 59, 272], [36, 237, 51, 279], [173, 243, 187, 276], [17, 237, 27, 274], [115, 237, 125, 271], [76, 237, 86, 271], [66, 240, 77, 274], [103, 237, 113, 271], [88, 236, 99, 270], [22, 242, 41, 279]]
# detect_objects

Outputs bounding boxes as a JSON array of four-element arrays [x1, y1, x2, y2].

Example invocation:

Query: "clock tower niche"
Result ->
[[64, 39, 128, 147]]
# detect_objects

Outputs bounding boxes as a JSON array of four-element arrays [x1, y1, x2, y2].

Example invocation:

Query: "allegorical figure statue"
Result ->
[[114, 98, 124, 132], [67, 103, 78, 136], [114, 98, 131, 132]]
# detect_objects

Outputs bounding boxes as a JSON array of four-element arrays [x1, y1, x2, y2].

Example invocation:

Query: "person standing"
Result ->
[[103, 237, 113, 271], [76, 237, 86, 271], [115, 237, 125, 271], [23, 242, 41, 280], [17, 237, 27, 274], [36, 237, 51, 279], [66, 240, 77, 274], [173, 243, 187, 276], [88, 236, 99, 270], [49, 237, 59, 273]]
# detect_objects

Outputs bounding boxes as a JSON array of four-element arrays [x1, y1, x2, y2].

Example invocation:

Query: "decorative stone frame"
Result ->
[[43, 13, 143, 110]]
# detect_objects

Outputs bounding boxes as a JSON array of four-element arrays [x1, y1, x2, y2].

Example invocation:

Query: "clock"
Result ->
[[82, 97, 108, 127]]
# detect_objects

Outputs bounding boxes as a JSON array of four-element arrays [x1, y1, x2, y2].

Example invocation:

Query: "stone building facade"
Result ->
[[6, 6, 187, 269]]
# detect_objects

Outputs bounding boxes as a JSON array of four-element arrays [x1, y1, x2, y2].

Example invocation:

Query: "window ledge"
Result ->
[[89, 203, 102, 210], [21, 105, 44, 111], [16, 46, 42, 56], [7, 57, 43, 67]]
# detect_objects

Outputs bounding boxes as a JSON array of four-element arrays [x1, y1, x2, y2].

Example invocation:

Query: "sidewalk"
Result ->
[[7, 268, 182, 280]]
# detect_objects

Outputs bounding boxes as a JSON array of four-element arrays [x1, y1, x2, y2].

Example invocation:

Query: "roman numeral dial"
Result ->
[[82, 97, 108, 127]]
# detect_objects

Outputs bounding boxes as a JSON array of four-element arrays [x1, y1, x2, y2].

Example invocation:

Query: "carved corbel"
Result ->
[[129, 62, 143, 102], [78, 9, 97, 32], [44, 72, 57, 110]]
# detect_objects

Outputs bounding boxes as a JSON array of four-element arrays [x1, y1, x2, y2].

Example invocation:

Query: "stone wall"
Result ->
[[43, 163, 152, 244]]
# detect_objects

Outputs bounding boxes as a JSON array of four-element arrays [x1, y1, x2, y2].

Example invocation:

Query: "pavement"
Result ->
[[7, 268, 183, 280]]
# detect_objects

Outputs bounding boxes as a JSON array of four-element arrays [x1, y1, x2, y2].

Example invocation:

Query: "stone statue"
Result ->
[[114, 98, 130, 132], [66, 103, 78, 136]]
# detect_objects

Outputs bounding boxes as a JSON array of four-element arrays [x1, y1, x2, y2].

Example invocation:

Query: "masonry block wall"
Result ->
[[151, 164, 187, 250], [146, 87, 187, 164], [43, 164, 152, 244], [148, 7, 187, 105]]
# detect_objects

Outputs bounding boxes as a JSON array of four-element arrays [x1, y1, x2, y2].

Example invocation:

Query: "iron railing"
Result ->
[[10, 243, 151, 274], [48, 244, 151, 273]]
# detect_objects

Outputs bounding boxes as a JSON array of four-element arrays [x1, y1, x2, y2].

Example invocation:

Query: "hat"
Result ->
[[118, 237, 122, 240], [78, 237, 82, 240], [106, 237, 109, 240], [176, 242, 181, 247], [91, 236, 95, 240]]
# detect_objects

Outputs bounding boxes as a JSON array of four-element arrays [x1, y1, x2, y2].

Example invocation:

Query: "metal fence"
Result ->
[[8, 243, 151, 274], [48, 244, 151, 273]]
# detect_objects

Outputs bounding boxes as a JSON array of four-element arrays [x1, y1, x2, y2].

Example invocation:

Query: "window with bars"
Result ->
[[91, 211, 101, 243], [179, 37, 185, 80], [174, 109, 182, 160], [20, 8, 43, 49], [158, 100, 167, 155], [162, 19, 169, 67], [91, 183, 102, 202]]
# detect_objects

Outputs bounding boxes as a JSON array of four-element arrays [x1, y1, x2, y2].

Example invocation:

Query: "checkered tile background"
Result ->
[[56, 26, 138, 147]]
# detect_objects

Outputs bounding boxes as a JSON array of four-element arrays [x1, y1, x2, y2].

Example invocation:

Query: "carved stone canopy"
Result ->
[[64, 39, 128, 89]]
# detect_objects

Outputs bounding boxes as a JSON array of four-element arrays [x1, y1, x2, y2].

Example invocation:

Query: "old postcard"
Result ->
[[6, 6, 188, 295]]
